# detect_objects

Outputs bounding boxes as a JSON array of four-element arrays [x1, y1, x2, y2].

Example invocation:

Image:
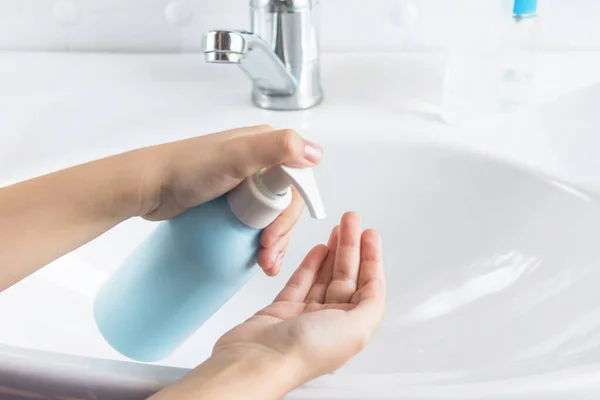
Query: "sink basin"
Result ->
[[2, 141, 600, 399]]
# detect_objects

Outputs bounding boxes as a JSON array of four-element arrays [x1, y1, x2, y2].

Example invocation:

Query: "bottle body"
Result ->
[[94, 195, 260, 362]]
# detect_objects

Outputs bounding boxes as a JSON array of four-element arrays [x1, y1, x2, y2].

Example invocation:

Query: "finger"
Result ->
[[166, 125, 276, 151], [221, 129, 323, 179], [274, 245, 329, 302], [257, 230, 293, 276], [205, 124, 275, 141], [351, 229, 385, 304], [261, 187, 305, 248], [348, 231, 386, 333], [325, 212, 362, 304], [305, 225, 339, 303], [357, 229, 384, 292]]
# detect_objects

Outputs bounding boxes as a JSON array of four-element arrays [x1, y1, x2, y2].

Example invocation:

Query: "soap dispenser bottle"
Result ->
[[94, 165, 325, 362]]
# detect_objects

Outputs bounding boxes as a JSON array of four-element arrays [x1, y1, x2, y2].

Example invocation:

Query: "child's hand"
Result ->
[[0, 125, 321, 289], [136, 125, 322, 276], [212, 212, 386, 382]]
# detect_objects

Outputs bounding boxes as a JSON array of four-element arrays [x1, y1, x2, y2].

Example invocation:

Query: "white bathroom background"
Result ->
[[0, 0, 598, 52]]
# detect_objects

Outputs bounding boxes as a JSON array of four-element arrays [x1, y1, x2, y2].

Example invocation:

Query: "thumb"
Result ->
[[222, 129, 323, 179]]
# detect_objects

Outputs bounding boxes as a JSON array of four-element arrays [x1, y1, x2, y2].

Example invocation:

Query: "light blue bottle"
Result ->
[[94, 165, 325, 362]]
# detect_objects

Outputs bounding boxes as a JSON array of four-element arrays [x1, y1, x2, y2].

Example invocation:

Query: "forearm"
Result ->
[[0, 148, 158, 290], [151, 349, 305, 400]]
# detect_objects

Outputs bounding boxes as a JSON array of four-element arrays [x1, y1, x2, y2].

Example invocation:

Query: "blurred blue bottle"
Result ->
[[500, 0, 539, 111], [512, 0, 537, 16], [94, 165, 325, 362]]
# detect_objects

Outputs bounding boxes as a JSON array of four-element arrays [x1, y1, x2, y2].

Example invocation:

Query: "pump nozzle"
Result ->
[[227, 165, 326, 230], [260, 165, 326, 220]]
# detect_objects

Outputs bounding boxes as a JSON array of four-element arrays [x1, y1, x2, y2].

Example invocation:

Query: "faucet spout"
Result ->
[[204, 30, 297, 96]]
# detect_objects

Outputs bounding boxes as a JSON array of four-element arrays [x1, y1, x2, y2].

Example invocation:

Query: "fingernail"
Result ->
[[304, 140, 322, 163]]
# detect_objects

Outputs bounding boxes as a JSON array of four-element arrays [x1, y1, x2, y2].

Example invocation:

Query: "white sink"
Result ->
[[2, 140, 600, 399], [3, 51, 600, 398]]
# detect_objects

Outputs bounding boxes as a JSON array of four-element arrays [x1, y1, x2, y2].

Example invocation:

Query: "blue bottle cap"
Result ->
[[513, 0, 538, 16]]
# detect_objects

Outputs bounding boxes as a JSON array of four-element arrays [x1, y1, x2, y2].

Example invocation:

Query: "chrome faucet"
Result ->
[[203, 0, 323, 111]]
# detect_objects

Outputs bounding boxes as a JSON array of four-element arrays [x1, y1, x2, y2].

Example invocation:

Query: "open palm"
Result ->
[[213, 212, 386, 382]]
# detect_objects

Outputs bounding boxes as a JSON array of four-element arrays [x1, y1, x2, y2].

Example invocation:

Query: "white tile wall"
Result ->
[[0, 0, 599, 52]]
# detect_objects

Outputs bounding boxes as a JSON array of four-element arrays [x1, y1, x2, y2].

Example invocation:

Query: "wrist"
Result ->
[[152, 347, 306, 400], [211, 347, 306, 396], [106, 146, 164, 219]]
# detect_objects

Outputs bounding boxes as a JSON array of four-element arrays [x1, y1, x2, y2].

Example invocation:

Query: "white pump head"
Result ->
[[227, 165, 326, 229]]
